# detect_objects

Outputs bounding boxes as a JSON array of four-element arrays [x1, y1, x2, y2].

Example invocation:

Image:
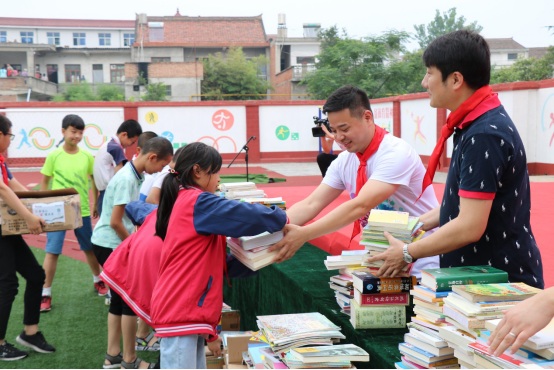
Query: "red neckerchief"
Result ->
[[0, 155, 9, 185], [417, 85, 500, 202], [351, 125, 388, 240]]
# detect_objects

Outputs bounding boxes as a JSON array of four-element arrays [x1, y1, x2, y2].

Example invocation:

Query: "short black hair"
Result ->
[[423, 30, 490, 90], [0, 115, 12, 135], [137, 131, 158, 149], [322, 85, 372, 119], [62, 114, 85, 131], [140, 137, 173, 160], [117, 119, 143, 139]]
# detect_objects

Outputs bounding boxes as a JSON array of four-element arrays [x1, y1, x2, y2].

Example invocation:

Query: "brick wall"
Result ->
[[273, 68, 293, 100], [125, 62, 203, 79], [0, 78, 26, 90], [0, 95, 17, 102]]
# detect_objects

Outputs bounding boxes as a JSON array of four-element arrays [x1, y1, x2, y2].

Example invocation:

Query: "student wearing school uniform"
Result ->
[[269, 85, 440, 279], [91, 137, 172, 369], [148, 142, 288, 368], [366, 31, 543, 289], [93, 119, 142, 217], [0, 115, 55, 361]]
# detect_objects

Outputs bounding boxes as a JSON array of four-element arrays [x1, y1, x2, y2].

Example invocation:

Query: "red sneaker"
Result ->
[[40, 296, 51, 312], [94, 281, 109, 296]]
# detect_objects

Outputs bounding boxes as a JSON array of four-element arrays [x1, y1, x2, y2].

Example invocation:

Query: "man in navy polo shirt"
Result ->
[[367, 30, 543, 289]]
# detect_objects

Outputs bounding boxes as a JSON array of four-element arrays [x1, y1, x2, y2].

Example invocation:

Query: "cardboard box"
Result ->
[[224, 354, 248, 369], [220, 310, 240, 331], [206, 356, 224, 369], [1, 189, 82, 235], [225, 334, 258, 364]]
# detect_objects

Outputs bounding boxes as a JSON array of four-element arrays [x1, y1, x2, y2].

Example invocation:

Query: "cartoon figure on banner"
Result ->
[[407, 110, 427, 145], [83, 124, 107, 150], [17, 129, 31, 149], [276, 125, 290, 140], [161, 131, 174, 143], [197, 136, 237, 152], [212, 109, 234, 131], [145, 111, 158, 124]]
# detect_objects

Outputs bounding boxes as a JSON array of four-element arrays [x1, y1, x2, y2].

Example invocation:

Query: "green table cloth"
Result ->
[[223, 243, 412, 369]]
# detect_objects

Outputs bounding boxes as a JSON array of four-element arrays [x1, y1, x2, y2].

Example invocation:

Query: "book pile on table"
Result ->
[[252, 312, 369, 369], [359, 209, 423, 274], [227, 231, 283, 271], [396, 265, 532, 369], [350, 270, 414, 330], [220, 182, 266, 200]]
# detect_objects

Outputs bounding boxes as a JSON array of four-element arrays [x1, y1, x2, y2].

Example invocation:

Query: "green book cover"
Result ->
[[421, 266, 509, 292]]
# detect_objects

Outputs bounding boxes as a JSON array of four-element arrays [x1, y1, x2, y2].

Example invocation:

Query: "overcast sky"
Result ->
[[3, 0, 553, 50]]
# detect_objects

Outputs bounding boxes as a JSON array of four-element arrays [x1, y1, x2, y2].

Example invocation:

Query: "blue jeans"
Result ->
[[45, 216, 92, 254], [160, 335, 206, 369]]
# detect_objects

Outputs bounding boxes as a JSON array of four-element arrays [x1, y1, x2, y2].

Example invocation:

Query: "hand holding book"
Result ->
[[487, 286, 554, 357], [269, 223, 308, 263], [365, 231, 408, 278]]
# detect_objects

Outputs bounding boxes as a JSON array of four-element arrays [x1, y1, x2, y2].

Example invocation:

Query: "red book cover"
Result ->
[[356, 291, 410, 306]]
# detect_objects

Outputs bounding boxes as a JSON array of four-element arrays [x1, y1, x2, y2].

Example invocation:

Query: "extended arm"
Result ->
[[40, 174, 51, 191], [419, 205, 441, 231], [367, 196, 493, 277], [286, 183, 343, 226], [8, 177, 29, 192], [270, 179, 399, 263], [90, 175, 99, 218], [0, 180, 45, 234]]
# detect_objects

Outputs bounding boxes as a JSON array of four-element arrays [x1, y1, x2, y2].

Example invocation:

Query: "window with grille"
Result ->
[[65, 64, 81, 82], [110, 64, 125, 82], [507, 53, 519, 60], [47, 32, 60, 45], [20, 31, 34, 43], [124, 33, 135, 46], [165, 85, 172, 96], [151, 57, 170, 63], [99, 33, 111, 46], [73, 33, 86, 46], [0, 31, 6, 43]]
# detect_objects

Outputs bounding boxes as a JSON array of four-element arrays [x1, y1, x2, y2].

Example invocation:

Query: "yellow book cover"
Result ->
[[367, 209, 409, 227]]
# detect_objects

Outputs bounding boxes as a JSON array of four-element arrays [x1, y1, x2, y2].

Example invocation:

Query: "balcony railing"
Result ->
[[292, 64, 316, 81]]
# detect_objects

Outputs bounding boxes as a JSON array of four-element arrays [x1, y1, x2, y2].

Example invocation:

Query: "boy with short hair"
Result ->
[[93, 119, 142, 216], [92, 137, 173, 369], [132, 131, 159, 201], [39, 114, 103, 312], [0, 115, 56, 361]]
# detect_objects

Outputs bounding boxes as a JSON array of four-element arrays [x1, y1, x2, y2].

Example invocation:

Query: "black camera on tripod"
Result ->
[[312, 116, 332, 137]]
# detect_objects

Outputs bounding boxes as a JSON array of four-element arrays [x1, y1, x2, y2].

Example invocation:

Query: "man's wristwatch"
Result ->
[[403, 244, 415, 263]]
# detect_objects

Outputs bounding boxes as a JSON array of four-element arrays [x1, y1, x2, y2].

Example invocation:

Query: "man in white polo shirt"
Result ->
[[270, 85, 439, 278]]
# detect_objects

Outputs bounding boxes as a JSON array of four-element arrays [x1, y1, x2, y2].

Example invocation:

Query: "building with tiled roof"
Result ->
[[529, 47, 550, 59], [486, 38, 529, 69]]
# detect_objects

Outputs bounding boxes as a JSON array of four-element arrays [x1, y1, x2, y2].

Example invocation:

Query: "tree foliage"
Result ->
[[201, 46, 272, 100], [137, 73, 168, 102], [52, 82, 125, 101], [491, 47, 554, 84], [413, 8, 483, 49], [302, 27, 413, 99]]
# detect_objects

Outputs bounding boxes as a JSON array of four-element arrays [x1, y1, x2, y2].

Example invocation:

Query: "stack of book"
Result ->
[[329, 274, 354, 315], [469, 318, 554, 369], [284, 344, 370, 369], [396, 265, 514, 369], [325, 250, 369, 270], [349, 271, 415, 329], [256, 312, 346, 353], [227, 231, 283, 271], [241, 197, 287, 211], [220, 182, 266, 200]]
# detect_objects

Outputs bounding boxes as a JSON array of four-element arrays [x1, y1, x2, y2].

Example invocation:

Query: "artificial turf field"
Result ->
[[1, 248, 159, 369]]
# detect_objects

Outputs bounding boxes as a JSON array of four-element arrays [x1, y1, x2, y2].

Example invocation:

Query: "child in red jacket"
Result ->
[[151, 142, 287, 369]]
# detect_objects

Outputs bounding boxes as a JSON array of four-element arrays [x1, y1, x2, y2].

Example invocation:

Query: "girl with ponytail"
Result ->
[[150, 142, 287, 369]]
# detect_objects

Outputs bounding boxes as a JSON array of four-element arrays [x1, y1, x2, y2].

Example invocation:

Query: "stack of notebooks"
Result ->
[[241, 197, 287, 211], [220, 182, 266, 200], [227, 231, 283, 271], [359, 210, 423, 273], [350, 271, 414, 329]]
